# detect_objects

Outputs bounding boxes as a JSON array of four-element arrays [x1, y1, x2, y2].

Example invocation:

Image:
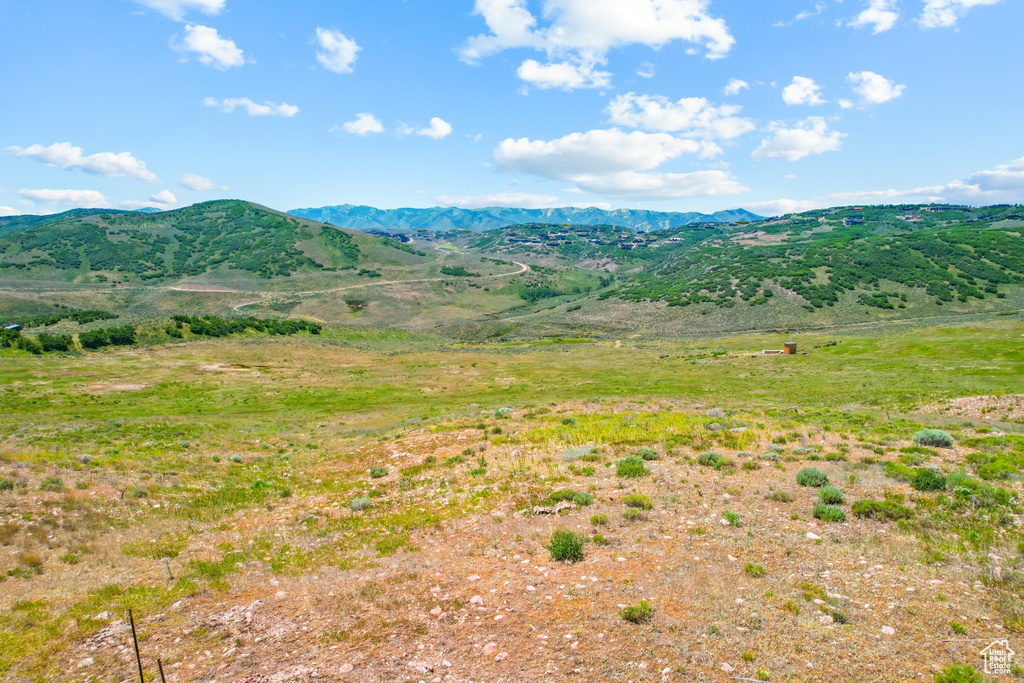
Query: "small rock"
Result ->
[[467, 575, 480, 582], [340, 663, 354, 675], [494, 652, 508, 662], [483, 642, 499, 656], [470, 595, 483, 605], [274, 591, 287, 599], [819, 615, 834, 625], [881, 626, 895, 636], [720, 663, 734, 673], [77, 658, 95, 668], [806, 532, 821, 540], [616, 557, 626, 562], [430, 607, 442, 616], [727, 555, 737, 562]]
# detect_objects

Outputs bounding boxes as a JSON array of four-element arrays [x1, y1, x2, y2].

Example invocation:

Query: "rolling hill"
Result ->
[[288, 204, 763, 233]]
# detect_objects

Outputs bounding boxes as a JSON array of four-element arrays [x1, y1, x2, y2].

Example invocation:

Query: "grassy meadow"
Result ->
[[0, 316, 1022, 681]]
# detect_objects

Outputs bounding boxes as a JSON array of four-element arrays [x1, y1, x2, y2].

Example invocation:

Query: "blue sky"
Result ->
[[1, 0, 1022, 217]]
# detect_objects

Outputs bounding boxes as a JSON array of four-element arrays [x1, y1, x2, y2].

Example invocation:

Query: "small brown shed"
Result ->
[[783, 342, 798, 354]]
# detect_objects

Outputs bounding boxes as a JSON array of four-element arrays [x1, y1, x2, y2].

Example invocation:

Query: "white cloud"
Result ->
[[849, 0, 900, 33], [130, 0, 225, 21], [516, 59, 611, 90], [121, 190, 180, 209], [636, 62, 656, 78], [839, 98, 854, 109], [333, 113, 385, 136], [723, 78, 749, 96], [782, 76, 826, 106], [919, 0, 1004, 28], [436, 192, 563, 208], [174, 24, 244, 69], [751, 117, 845, 161], [204, 97, 299, 117], [417, 117, 453, 140], [0, 206, 18, 217], [742, 198, 828, 216], [180, 173, 227, 191], [607, 93, 755, 142], [17, 189, 110, 208], [795, 2, 827, 20], [460, 0, 735, 90], [493, 127, 746, 199], [7, 142, 159, 182], [848, 70, 905, 104], [315, 27, 360, 74]]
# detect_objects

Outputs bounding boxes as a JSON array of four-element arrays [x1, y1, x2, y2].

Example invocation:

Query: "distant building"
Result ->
[[4, 324, 20, 331]]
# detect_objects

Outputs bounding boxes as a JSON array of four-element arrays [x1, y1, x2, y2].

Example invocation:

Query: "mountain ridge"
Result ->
[[288, 204, 765, 233]]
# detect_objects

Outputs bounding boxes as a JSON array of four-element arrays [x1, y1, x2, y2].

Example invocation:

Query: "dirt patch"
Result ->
[[920, 394, 1024, 422], [83, 383, 150, 393]]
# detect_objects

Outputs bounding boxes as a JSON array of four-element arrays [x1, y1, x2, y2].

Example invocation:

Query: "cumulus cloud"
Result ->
[[436, 192, 563, 209], [315, 27, 360, 74], [517, 59, 611, 90], [782, 76, 826, 106], [607, 93, 755, 143], [7, 142, 159, 182], [18, 189, 110, 208], [919, 0, 1004, 28], [0, 206, 19, 217], [848, 70, 905, 104], [204, 97, 299, 117], [849, 0, 900, 33], [751, 117, 845, 161], [795, 2, 827, 20], [121, 190, 180, 209], [417, 117, 453, 140], [333, 113, 385, 136], [723, 78, 749, 96], [493, 128, 746, 199], [174, 24, 244, 69], [130, 0, 225, 21], [460, 0, 735, 90], [636, 62, 656, 78], [180, 173, 227, 191]]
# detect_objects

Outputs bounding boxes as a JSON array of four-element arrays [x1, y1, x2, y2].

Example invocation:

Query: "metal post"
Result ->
[[128, 608, 145, 683], [157, 659, 167, 683]]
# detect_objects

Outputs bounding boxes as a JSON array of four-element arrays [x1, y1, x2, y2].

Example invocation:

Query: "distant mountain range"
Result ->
[[288, 205, 765, 233]]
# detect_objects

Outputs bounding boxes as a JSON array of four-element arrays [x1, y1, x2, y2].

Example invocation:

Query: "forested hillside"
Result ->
[[0, 200, 427, 281]]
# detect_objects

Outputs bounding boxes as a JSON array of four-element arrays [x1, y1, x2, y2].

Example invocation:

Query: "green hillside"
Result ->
[[0, 200, 429, 282]]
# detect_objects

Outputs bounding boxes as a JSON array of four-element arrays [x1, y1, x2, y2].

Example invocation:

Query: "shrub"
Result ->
[[350, 497, 372, 512], [590, 513, 609, 526], [623, 508, 643, 522], [743, 461, 761, 471], [933, 664, 984, 683], [760, 452, 781, 462], [812, 503, 846, 523], [697, 451, 722, 467], [561, 417, 577, 426], [548, 490, 576, 503], [912, 468, 946, 492], [230, 455, 242, 464], [0, 479, 13, 492], [744, 563, 766, 578], [851, 500, 914, 521], [547, 530, 585, 563], [818, 485, 845, 505], [593, 534, 609, 546], [39, 477, 64, 492], [949, 621, 967, 635], [638, 447, 660, 461], [724, 511, 742, 526], [616, 456, 649, 478], [770, 491, 794, 503], [278, 488, 292, 498], [619, 601, 654, 624], [622, 493, 653, 510], [913, 429, 955, 449], [370, 467, 388, 478], [796, 468, 829, 487], [572, 492, 594, 507]]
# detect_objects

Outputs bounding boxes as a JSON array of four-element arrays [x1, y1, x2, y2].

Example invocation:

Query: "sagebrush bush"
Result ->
[[724, 511, 742, 526], [622, 493, 653, 510], [818, 485, 845, 505], [813, 503, 846, 523], [547, 530, 585, 563], [39, 477, 64, 492], [913, 429, 955, 449], [912, 468, 946, 492], [0, 479, 13, 492], [638, 447, 660, 461], [851, 500, 913, 521], [616, 456, 649, 478], [619, 601, 654, 624], [230, 454, 242, 463], [623, 508, 643, 522], [593, 534, 609, 546], [796, 468, 829, 487], [933, 664, 984, 683], [350, 496, 372, 512], [370, 466, 388, 478], [696, 451, 721, 467], [590, 513, 609, 526], [742, 461, 761, 471], [770, 491, 794, 502], [744, 563, 766, 578], [572, 492, 594, 506]]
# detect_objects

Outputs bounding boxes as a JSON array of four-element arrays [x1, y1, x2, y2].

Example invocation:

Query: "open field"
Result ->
[[1, 318, 1023, 681]]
